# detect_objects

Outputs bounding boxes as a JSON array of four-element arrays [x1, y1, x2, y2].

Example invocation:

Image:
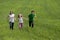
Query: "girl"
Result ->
[[9, 11, 15, 30], [18, 14, 23, 29]]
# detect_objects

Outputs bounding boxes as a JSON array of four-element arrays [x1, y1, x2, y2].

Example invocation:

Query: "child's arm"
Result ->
[[35, 13, 37, 18], [14, 15, 16, 21], [34, 13, 37, 21]]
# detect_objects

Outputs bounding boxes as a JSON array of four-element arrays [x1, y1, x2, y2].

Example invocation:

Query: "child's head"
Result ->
[[18, 14, 22, 18], [10, 11, 13, 15], [31, 10, 35, 14]]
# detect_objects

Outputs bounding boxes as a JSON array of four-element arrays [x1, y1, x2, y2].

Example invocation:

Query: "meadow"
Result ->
[[0, 0, 60, 40]]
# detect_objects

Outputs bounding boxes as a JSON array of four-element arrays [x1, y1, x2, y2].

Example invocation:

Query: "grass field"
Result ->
[[0, 0, 60, 40]]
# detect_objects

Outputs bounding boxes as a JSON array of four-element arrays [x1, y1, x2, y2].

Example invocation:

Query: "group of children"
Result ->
[[8, 10, 35, 30]]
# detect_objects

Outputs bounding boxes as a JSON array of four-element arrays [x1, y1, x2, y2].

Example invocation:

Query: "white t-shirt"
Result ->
[[9, 14, 15, 22], [19, 17, 23, 23]]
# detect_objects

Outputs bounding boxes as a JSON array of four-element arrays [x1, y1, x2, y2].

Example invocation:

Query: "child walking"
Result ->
[[18, 14, 23, 29], [8, 11, 15, 30], [28, 10, 35, 28]]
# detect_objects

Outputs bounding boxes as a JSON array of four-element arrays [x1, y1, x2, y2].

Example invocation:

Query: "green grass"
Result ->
[[0, 0, 60, 40]]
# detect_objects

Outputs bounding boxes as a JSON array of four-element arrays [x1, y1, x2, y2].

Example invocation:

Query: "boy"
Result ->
[[28, 10, 35, 28]]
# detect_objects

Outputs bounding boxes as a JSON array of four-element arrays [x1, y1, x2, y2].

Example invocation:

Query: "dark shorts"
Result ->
[[19, 23, 23, 28], [29, 21, 34, 28]]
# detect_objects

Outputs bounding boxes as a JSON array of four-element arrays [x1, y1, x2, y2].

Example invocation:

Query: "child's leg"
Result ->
[[20, 23, 23, 28], [29, 21, 31, 27], [19, 23, 21, 28], [32, 21, 34, 28], [9, 22, 12, 29], [12, 22, 14, 30]]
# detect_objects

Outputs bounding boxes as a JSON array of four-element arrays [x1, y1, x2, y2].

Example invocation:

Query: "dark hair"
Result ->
[[31, 10, 34, 12], [10, 12, 12, 15], [9, 11, 13, 15]]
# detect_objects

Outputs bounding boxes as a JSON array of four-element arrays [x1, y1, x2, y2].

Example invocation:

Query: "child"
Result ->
[[9, 11, 15, 30], [28, 10, 35, 28], [18, 14, 23, 29]]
